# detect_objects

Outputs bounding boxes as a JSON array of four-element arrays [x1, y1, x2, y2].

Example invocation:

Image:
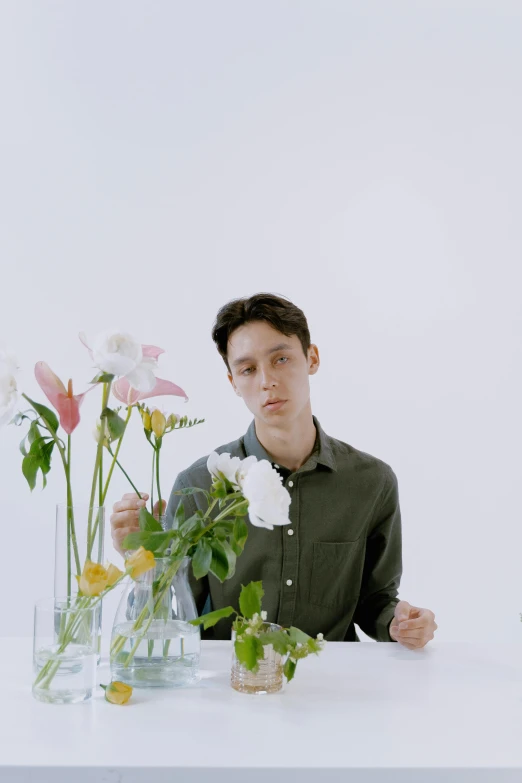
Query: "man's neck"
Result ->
[[254, 406, 317, 473]]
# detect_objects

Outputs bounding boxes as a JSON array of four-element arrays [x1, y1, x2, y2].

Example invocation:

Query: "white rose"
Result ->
[[0, 345, 19, 428], [236, 455, 258, 489], [241, 459, 291, 531], [207, 451, 243, 487], [80, 330, 157, 392]]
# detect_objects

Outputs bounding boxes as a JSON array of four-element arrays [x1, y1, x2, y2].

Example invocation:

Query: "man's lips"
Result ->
[[264, 399, 287, 410]]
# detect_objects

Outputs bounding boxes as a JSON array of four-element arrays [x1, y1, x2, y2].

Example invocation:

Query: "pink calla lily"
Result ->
[[112, 376, 188, 406], [34, 362, 96, 435]]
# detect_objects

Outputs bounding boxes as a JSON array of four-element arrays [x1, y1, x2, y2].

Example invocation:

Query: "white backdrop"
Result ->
[[1, 1, 521, 642]]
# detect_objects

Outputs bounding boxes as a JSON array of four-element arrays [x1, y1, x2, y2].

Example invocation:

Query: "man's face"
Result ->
[[226, 321, 319, 424]]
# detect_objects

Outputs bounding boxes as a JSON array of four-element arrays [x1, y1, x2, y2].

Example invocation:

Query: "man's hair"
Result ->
[[211, 293, 311, 371]]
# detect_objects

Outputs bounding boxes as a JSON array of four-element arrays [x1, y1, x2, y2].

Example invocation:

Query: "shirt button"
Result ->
[[288, 480, 294, 488], [287, 529, 294, 536], [286, 579, 293, 586], [274, 464, 279, 469]]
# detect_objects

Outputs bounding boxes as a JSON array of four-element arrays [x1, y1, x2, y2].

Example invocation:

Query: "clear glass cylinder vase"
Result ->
[[110, 555, 200, 688], [32, 596, 98, 704], [231, 623, 286, 694], [54, 504, 105, 660]]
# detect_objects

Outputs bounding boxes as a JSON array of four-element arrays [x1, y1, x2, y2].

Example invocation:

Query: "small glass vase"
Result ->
[[110, 555, 200, 688], [32, 596, 98, 704], [231, 622, 286, 694], [54, 503, 105, 661]]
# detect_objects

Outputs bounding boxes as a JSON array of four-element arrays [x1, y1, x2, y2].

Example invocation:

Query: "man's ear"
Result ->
[[228, 373, 241, 396], [308, 344, 320, 376]]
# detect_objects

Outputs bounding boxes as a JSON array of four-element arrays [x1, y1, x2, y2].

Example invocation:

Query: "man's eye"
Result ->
[[277, 357, 288, 364], [241, 367, 254, 375]]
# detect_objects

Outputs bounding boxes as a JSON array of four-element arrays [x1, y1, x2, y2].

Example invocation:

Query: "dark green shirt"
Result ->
[[165, 416, 402, 643]]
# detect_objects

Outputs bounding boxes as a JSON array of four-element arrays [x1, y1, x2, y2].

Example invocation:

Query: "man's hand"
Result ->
[[389, 600, 437, 649], [110, 492, 166, 557]]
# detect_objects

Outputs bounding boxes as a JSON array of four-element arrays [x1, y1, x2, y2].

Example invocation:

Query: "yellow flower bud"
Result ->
[[151, 409, 167, 438], [102, 681, 132, 705], [125, 546, 155, 579], [141, 409, 152, 431], [78, 561, 109, 596], [166, 413, 178, 429], [105, 563, 125, 587]]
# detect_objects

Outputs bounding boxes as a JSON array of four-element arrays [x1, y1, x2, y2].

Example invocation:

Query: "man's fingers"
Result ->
[[112, 525, 138, 548], [113, 497, 147, 514], [111, 512, 140, 530], [123, 492, 149, 501], [395, 629, 425, 640]]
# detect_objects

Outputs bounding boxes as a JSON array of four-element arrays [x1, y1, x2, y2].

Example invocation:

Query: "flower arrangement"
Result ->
[[190, 580, 325, 684], [110, 450, 294, 671]]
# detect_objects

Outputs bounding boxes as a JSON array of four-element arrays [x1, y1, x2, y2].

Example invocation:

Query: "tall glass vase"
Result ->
[[110, 556, 200, 688], [54, 504, 105, 659]]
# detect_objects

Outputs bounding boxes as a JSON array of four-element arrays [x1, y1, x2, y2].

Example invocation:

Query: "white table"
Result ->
[[1, 639, 521, 782]]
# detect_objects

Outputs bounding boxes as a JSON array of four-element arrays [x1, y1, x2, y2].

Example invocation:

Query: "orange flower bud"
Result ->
[[125, 546, 155, 579], [101, 681, 132, 705]]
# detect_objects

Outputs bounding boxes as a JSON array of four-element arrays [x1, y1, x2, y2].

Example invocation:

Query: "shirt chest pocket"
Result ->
[[309, 540, 365, 609]]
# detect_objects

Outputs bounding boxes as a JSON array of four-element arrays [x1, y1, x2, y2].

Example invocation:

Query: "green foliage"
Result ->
[[239, 581, 264, 620], [123, 529, 177, 555], [24, 396, 59, 434], [209, 539, 229, 581], [21, 435, 55, 490], [192, 539, 212, 579], [100, 407, 126, 441], [234, 635, 264, 673], [138, 506, 163, 532], [283, 658, 297, 682], [189, 605, 236, 630], [90, 372, 115, 383]]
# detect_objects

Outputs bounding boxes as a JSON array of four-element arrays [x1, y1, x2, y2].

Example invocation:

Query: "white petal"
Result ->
[[125, 364, 156, 393]]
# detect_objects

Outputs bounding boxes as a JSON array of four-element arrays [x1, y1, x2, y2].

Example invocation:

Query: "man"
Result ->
[[111, 293, 437, 649]]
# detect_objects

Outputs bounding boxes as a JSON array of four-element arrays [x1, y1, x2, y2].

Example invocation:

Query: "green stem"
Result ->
[[150, 447, 155, 514], [191, 498, 244, 545], [66, 435, 81, 584], [100, 406, 133, 505], [21, 393, 81, 580], [156, 440, 162, 514], [107, 448, 141, 495], [87, 381, 112, 558]]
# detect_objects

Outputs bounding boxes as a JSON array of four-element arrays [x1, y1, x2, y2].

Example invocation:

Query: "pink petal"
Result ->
[[112, 376, 188, 406], [142, 345, 165, 360], [78, 332, 94, 361], [56, 393, 83, 435], [35, 362, 67, 410]]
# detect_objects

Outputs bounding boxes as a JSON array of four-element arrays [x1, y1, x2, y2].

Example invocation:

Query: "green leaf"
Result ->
[[179, 513, 205, 539], [100, 407, 126, 441], [22, 453, 39, 491], [258, 629, 291, 656], [233, 517, 248, 551], [174, 501, 185, 529], [238, 581, 264, 620], [287, 626, 312, 646], [211, 481, 228, 499], [211, 520, 235, 540], [123, 530, 174, 553], [189, 605, 236, 630], [192, 539, 212, 580], [221, 540, 237, 579], [283, 658, 297, 682], [209, 539, 229, 581], [90, 372, 115, 383], [138, 506, 163, 532], [24, 396, 59, 434], [174, 487, 212, 503], [231, 500, 249, 516], [234, 636, 264, 673]]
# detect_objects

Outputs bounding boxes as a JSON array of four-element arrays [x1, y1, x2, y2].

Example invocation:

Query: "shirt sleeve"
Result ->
[[165, 471, 210, 618], [352, 467, 403, 642]]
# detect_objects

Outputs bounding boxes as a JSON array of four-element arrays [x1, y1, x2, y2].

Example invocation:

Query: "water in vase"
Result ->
[[111, 619, 200, 688]]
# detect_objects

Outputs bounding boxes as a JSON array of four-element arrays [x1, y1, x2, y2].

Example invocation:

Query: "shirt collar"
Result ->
[[243, 415, 337, 473]]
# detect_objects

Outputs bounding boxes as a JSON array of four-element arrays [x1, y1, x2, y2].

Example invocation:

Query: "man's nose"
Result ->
[[259, 367, 277, 389]]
